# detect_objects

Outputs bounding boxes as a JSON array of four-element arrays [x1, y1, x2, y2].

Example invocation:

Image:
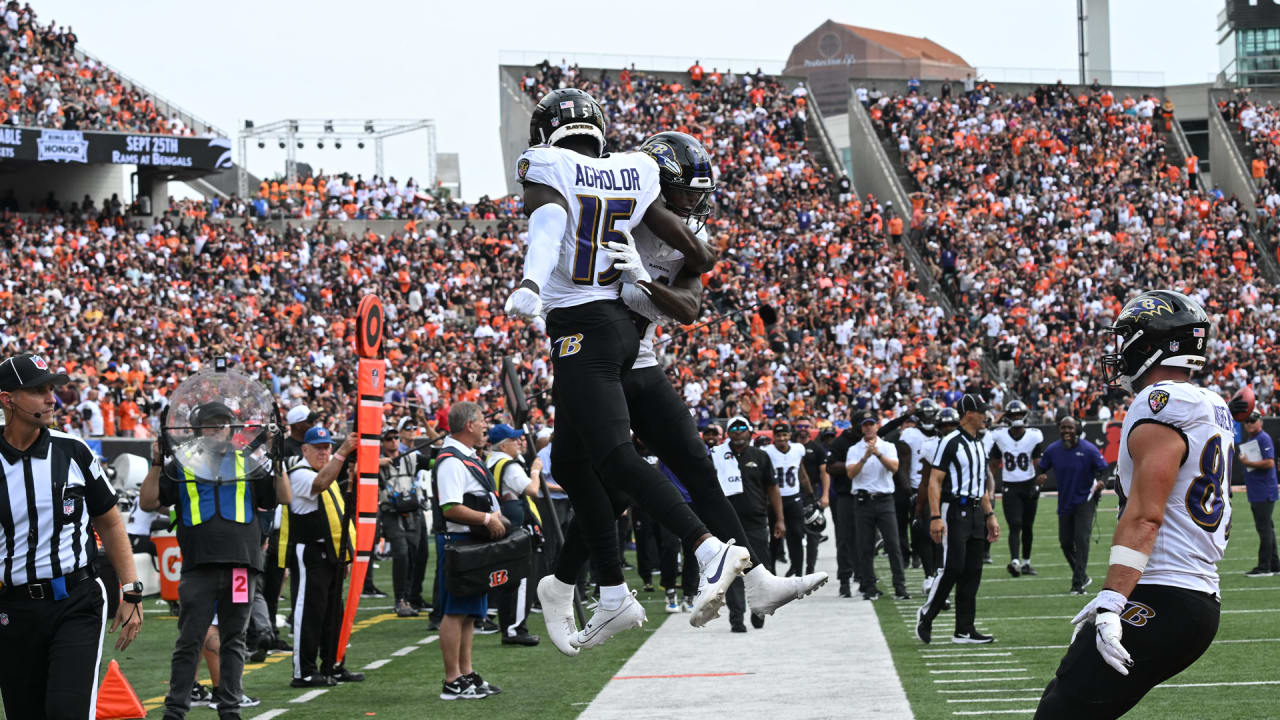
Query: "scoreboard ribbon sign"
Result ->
[[337, 294, 386, 666], [0, 125, 231, 170]]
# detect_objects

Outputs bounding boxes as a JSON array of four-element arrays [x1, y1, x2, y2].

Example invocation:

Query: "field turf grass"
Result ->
[[56, 548, 673, 720], [872, 491, 1280, 720]]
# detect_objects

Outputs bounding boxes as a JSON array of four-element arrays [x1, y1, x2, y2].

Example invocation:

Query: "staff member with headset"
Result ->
[[140, 401, 292, 720], [0, 353, 143, 719], [915, 394, 1001, 645], [713, 416, 782, 633]]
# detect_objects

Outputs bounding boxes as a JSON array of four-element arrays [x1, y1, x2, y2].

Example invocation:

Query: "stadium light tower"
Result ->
[[1077, 0, 1112, 85], [236, 118, 437, 196]]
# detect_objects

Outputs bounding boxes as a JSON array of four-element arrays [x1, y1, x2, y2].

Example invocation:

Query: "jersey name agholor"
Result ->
[[1118, 381, 1233, 597], [765, 443, 805, 498], [984, 427, 1044, 483], [515, 145, 661, 311]]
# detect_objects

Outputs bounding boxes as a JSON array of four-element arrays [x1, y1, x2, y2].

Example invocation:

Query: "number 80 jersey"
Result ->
[[1118, 381, 1234, 597], [515, 145, 661, 312]]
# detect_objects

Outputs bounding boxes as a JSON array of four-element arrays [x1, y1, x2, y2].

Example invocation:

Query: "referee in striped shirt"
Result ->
[[915, 394, 1000, 645], [0, 353, 144, 718]]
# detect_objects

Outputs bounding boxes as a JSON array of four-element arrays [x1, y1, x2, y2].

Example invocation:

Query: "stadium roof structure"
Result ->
[[834, 23, 971, 68]]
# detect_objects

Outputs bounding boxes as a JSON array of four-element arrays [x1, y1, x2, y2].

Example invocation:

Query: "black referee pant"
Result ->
[[921, 501, 987, 635], [0, 575, 108, 720], [289, 542, 344, 679]]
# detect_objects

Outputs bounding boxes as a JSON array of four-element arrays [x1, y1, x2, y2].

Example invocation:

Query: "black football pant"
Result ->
[[548, 301, 708, 588], [1035, 584, 1219, 720], [1002, 481, 1039, 562], [289, 543, 344, 679], [0, 575, 108, 720], [895, 488, 913, 567], [380, 509, 422, 603], [774, 496, 805, 576], [913, 502, 943, 579], [833, 493, 858, 584], [726, 522, 773, 626], [921, 501, 987, 635], [1059, 499, 1097, 590]]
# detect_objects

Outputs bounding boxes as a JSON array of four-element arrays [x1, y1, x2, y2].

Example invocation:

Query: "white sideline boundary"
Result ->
[[579, 548, 913, 719]]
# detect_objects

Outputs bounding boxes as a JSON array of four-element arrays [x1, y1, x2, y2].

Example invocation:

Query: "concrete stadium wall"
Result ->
[[1209, 100, 1258, 215], [0, 163, 137, 212]]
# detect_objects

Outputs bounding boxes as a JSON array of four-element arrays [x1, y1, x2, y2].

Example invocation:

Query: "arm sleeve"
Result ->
[[522, 202, 567, 289]]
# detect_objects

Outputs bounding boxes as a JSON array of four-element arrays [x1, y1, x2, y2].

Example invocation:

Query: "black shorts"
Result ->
[[1035, 583, 1220, 720], [546, 299, 641, 468]]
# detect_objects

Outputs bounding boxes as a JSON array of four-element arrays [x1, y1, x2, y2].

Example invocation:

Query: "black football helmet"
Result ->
[[915, 398, 940, 431], [529, 88, 607, 155], [1101, 290, 1210, 391], [936, 407, 960, 430], [1005, 400, 1029, 428], [804, 502, 827, 532], [639, 131, 715, 232]]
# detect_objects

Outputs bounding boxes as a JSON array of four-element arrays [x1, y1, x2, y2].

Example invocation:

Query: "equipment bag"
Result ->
[[443, 527, 532, 597]]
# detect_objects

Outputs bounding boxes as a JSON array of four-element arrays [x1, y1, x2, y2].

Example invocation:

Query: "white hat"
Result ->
[[535, 428, 553, 440], [286, 404, 315, 425]]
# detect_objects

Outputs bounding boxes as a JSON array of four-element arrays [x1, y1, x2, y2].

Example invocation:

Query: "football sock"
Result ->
[[694, 537, 727, 572], [599, 583, 628, 610]]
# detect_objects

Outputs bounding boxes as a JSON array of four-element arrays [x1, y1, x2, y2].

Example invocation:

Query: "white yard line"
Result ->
[[1156, 680, 1280, 689], [933, 677, 1034, 684], [951, 709, 1036, 716], [925, 660, 1022, 666], [289, 689, 328, 703], [250, 711, 290, 720], [362, 659, 391, 670], [391, 645, 419, 656], [947, 697, 1043, 703], [930, 668, 1027, 674]]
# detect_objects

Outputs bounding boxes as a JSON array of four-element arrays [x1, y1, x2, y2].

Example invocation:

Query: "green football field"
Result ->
[[872, 491, 1280, 720]]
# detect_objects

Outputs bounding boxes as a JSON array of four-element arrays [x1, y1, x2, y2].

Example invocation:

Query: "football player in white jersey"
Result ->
[[896, 400, 937, 570], [765, 421, 812, 578], [1036, 291, 1231, 719], [507, 90, 743, 653], [984, 400, 1044, 577]]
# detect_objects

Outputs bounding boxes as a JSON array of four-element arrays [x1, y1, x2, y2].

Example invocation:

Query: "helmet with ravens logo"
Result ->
[[529, 88, 607, 155], [803, 502, 827, 532], [915, 397, 940, 431], [1004, 400, 1029, 428], [936, 407, 960, 430], [1101, 290, 1210, 391], [639, 131, 716, 232]]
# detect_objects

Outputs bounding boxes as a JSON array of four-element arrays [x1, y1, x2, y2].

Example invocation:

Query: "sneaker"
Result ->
[[537, 575, 580, 657], [1245, 567, 1275, 578], [466, 672, 501, 695], [208, 693, 260, 709], [680, 595, 694, 613], [396, 599, 420, 617], [501, 632, 540, 647], [894, 589, 911, 600], [744, 566, 828, 616], [409, 595, 431, 611], [272, 637, 293, 652], [911, 556, 921, 569], [1070, 586, 1084, 595], [426, 617, 441, 632], [642, 583, 655, 593], [750, 612, 765, 629], [1020, 562, 1038, 576], [838, 582, 852, 598], [440, 675, 485, 701], [1006, 560, 1021, 577], [689, 540, 752, 628], [571, 591, 646, 650], [861, 591, 881, 601], [665, 589, 679, 614], [915, 605, 932, 644], [730, 623, 747, 633], [1081, 575, 1093, 591], [953, 630, 995, 644], [190, 683, 212, 703], [474, 618, 500, 635], [362, 583, 388, 599], [330, 666, 365, 683], [983, 553, 992, 564], [291, 675, 336, 688]]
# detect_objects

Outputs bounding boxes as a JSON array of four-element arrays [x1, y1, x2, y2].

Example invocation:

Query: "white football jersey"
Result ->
[[899, 426, 930, 489], [515, 145, 661, 311], [1118, 381, 1233, 597], [983, 427, 1044, 483], [765, 443, 805, 498], [626, 222, 704, 369], [919, 436, 941, 487]]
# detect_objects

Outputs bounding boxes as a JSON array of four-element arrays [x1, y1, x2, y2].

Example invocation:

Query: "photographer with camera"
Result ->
[[379, 428, 427, 617]]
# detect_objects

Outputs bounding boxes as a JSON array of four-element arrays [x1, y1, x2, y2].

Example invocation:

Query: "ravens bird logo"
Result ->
[[643, 141, 683, 179], [1120, 296, 1175, 321]]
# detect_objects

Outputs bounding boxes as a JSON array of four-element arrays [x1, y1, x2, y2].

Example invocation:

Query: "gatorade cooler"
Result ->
[[153, 534, 182, 603]]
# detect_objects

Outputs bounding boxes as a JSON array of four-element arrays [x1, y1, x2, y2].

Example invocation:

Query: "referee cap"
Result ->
[[959, 393, 989, 415], [0, 353, 70, 391]]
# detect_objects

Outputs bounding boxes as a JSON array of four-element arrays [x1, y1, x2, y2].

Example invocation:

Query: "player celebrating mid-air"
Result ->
[[985, 400, 1044, 577], [1036, 290, 1231, 719], [505, 91, 750, 651], [538, 131, 826, 655]]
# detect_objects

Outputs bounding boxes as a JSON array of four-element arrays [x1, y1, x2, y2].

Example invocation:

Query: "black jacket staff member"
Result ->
[[282, 427, 364, 687], [915, 394, 1001, 645], [140, 401, 292, 720], [0, 353, 143, 720]]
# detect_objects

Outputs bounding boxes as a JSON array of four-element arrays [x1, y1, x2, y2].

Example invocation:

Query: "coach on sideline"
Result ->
[[0, 353, 144, 719]]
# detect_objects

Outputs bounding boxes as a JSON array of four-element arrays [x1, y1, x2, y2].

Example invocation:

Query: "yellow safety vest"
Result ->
[[492, 456, 542, 526], [279, 460, 356, 567], [177, 452, 255, 526]]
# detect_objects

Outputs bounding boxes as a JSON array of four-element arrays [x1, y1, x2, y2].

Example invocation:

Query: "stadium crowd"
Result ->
[[0, 1, 198, 134], [871, 80, 1277, 421]]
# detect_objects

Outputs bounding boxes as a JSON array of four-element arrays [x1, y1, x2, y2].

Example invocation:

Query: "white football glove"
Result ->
[[601, 229, 652, 285], [504, 286, 542, 319], [1070, 589, 1133, 675]]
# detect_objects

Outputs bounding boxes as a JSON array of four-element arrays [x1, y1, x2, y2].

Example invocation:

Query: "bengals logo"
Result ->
[[489, 570, 509, 588]]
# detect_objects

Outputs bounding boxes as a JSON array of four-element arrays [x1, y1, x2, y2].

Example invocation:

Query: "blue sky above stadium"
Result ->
[[36, 0, 1221, 198]]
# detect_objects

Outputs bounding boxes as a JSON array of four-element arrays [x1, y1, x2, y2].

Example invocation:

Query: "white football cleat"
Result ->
[[571, 591, 646, 650], [745, 566, 829, 616], [537, 575, 579, 657], [689, 540, 752, 628]]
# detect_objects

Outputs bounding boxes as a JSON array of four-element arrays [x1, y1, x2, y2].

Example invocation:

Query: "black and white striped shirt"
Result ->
[[0, 428, 116, 587], [931, 428, 988, 501]]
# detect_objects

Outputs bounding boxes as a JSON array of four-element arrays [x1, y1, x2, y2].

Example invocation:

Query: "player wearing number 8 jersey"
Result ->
[[1036, 290, 1231, 719]]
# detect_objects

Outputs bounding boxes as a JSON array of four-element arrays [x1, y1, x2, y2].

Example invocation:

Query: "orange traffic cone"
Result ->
[[95, 659, 146, 720]]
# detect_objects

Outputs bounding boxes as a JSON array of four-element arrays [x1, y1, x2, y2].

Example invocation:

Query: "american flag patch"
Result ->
[[1193, 328, 1205, 337], [559, 101, 575, 109]]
